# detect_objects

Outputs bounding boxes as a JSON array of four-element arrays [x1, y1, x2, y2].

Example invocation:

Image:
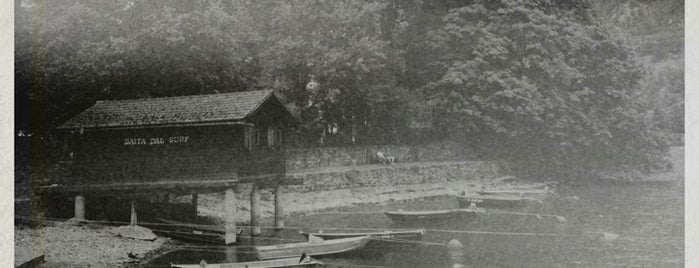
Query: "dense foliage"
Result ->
[[15, 0, 677, 177], [590, 0, 684, 133], [421, 0, 668, 176]]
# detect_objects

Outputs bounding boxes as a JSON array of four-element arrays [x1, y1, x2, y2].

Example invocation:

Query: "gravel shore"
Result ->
[[15, 222, 169, 267]]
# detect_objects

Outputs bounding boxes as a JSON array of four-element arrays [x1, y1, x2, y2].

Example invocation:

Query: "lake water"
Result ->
[[148, 181, 683, 268]]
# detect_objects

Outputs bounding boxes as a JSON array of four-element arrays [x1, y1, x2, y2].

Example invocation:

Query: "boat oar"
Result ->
[[483, 209, 567, 223]]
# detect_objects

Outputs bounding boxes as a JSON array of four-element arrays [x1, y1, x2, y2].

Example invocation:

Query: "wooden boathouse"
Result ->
[[53, 90, 298, 243]]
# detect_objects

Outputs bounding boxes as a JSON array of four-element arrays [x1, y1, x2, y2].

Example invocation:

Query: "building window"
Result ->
[[276, 129, 282, 147], [256, 128, 264, 149], [267, 127, 282, 149], [244, 125, 256, 151]]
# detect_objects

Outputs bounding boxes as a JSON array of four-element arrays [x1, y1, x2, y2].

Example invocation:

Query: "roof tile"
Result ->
[[58, 90, 274, 129]]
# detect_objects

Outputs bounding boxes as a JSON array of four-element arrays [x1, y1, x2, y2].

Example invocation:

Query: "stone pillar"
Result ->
[[274, 184, 284, 229], [74, 195, 85, 221], [191, 192, 199, 218], [446, 239, 465, 268], [159, 192, 171, 219], [224, 246, 238, 263], [130, 201, 137, 226], [250, 184, 261, 236], [224, 188, 237, 244]]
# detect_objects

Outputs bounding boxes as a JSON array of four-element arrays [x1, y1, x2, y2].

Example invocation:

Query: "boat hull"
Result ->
[[255, 236, 369, 260], [172, 256, 324, 268], [300, 230, 424, 241], [384, 209, 478, 223], [456, 195, 529, 208], [477, 189, 550, 199], [150, 218, 242, 244]]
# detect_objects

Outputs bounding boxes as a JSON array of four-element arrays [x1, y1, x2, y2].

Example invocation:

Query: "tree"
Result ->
[[248, 0, 407, 145], [15, 0, 669, 178], [15, 0, 262, 130], [15, 0, 415, 146], [422, 0, 666, 176]]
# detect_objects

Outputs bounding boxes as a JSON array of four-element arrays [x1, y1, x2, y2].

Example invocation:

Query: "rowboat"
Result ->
[[478, 176, 556, 199], [255, 235, 369, 260], [151, 218, 243, 244], [384, 208, 480, 222], [299, 229, 424, 241], [489, 176, 556, 189], [476, 188, 550, 199], [456, 194, 533, 208], [171, 256, 324, 268]]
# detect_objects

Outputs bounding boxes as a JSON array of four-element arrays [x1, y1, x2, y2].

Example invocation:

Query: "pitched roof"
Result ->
[[58, 90, 280, 129]]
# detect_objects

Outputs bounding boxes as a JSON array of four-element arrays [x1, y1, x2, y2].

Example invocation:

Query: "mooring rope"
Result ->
[[16, 216, 604, 239], [15, 216, 305, 230], [481, 210, 568, 222], [367, 237, 445, 246], [426, 228, 573, 237], [304, 211, 386, 216]]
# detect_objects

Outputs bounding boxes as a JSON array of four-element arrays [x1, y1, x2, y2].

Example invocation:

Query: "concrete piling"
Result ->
[[130, 200, 137, 226], [191, 192, 198, 217], [74, 195, 85, 221], [250, 184, 261, 236], [446, 239, 465, 268], [274, 184, 284, 229], [224, 246, 238, 263], [224, 188, 237, 244]]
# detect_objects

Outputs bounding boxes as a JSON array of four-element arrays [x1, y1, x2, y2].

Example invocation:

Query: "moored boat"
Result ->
[[384, 208, 480, 223], [456, 194, 533, 208], [255, 235, 369, 260], [151, 218, 243, 244], [476, 188, 550, 199], [171, 256, 324, 268], [299, 229, 424, 241], [477, 176, 556, 199], [489, 176, 556, 188]]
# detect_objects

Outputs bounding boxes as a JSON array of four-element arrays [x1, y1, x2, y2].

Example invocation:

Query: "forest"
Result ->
[[15, 0, 683, 177]]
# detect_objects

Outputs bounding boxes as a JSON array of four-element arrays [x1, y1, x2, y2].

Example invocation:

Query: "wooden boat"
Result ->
[[480, 176, 556, 198], [490, 176, 554, 188], [476, 188, 551, 199], [384, 208, 480, 222], [151, 218, 243, 244], [171, 256, 324, 268], [255, 235, 369, 260], [456, 194, 533, 208], [299, 229, 424, 241]]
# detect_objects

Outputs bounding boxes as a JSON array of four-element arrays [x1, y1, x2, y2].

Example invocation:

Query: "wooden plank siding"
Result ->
[[69, 125, 245, 185], [54, 90, 298, 191]]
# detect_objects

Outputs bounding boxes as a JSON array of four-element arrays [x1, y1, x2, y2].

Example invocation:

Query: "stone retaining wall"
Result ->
[[285, 160, 502, 192], [285, 141, 474, 171]]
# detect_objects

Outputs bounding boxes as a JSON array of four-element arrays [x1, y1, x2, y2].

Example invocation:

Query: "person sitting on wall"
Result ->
[[376, 151, 396, 165], [385, 148, 396, 164], [376, 151, 389, 165]]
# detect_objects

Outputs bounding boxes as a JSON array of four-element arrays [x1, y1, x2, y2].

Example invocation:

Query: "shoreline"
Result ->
[[193, 179, 492, 224], [15, 174, 680, 268], [14, 146, 682, 267]]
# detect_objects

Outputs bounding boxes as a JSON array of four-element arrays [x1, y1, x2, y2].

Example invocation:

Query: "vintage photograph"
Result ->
[[14, 0, 684, 267]]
